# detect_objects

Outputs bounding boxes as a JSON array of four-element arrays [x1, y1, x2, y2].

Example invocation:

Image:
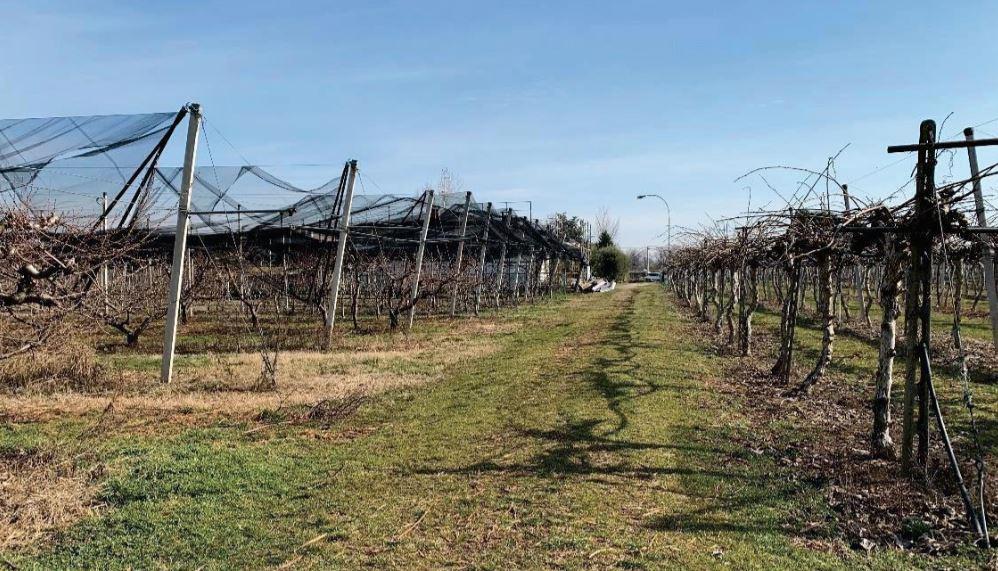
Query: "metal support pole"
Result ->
[[281, 213, 289, 312], [408, 190, 435, 329], [100, 192, 109, 314], [562, 255, 568, 292], [450, 191, 472, 316], [160, 103, 201, 384], [667, 209, 672, 273], [237, 204, 245, 298], [325, 160, 358, 343], [637, 193, 671, 276], [527, 246, 536, 299], [495, 210, 511, 308], [964, 128, 998, 351], [512, 252, 522, 302], [584, 223, 592, 281], [474, 202, 493, 315]]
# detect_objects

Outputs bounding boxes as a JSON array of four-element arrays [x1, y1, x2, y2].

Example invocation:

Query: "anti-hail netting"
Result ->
[[1, 108, 586, 380], [0, 110, 580, 259]]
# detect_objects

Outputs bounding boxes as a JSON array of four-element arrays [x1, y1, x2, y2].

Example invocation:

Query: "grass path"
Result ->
[[9, 285, 942, 568]]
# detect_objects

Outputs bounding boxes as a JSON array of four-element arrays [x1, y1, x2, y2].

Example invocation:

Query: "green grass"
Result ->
[[2, 285, 987, 568]]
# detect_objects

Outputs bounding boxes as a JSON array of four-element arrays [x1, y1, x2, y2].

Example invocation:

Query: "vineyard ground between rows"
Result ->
[[1, 284, 992, 568]]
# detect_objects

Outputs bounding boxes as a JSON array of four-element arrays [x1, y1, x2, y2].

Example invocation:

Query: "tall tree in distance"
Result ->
[[435, 168, 465, 197], [595, 207, 620, 244], [596, 230, 614, 249], [546, 212, 586, 244], [591, 206, 628, 281]]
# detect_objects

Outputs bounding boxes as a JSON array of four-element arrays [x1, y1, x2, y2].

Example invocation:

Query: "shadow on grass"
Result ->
[[643, 488, 794, 534], [589, 290, 662, 434], [407, 418, 764, 482], [407, 289, 786, 526], [398, 289, 814, 544]]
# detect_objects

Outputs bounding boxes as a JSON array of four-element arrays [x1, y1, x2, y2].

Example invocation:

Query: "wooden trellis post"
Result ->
[[841, 184, 867, 321], [884, 121, 998, 474], [898, 119, 936, 473]]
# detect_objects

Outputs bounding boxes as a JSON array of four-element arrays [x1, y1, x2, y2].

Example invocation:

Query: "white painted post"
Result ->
[[160, 104, 201, 383], [562, 255, 568, 292], [585, 222, 592, 281], [965, 128, 998, 350], [474, 202, 493, 315], [100, 192, 109, 314], [527, 247, 536, 300], [237, 204, 245, 300], [512, 253, 522, 302], [495, 210, 511, 308], [553, 255, 561, 298], [281, 213, 289, 312], [324, 160, 358, 344], [450, 191, 472, 316], [408, 190, 435, 329]]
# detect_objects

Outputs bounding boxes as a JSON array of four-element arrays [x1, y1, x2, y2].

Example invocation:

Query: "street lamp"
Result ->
[[636, 194, 671, 269]]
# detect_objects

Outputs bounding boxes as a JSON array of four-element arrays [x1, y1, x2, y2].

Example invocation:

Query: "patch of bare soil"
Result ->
[[683, 305, 996, 556]]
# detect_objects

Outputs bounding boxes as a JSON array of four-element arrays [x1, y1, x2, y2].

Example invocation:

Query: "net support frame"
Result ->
[[324, 159, 358, 344], [160, 103, 202, 383], [449, 191, 473, 316], [474, 202, 494, 315], [408, 189, 435, 329]]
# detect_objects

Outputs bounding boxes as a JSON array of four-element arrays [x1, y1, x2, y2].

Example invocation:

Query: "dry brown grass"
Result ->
[[0, 316, 512, 426], [0, 446, 102, 552], [0, 339, 117, 394], [0, 316, 518, 550]]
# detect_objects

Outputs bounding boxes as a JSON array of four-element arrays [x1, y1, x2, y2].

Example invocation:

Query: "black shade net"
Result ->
[[0, 110, 582, 260]]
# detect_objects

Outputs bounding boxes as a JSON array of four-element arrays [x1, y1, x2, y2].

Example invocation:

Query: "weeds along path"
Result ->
[[19, 284, 868, 568]]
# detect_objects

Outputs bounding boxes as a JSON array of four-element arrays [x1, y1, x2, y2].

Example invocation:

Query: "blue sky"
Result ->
[[4, 0, 998, 247]]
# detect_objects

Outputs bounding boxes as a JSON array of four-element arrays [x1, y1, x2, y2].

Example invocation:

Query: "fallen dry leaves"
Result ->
[[688, 304, 998, 555]]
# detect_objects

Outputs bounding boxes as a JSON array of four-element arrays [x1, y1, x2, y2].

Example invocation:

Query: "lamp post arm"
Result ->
[[637, 193, 672, 268]]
